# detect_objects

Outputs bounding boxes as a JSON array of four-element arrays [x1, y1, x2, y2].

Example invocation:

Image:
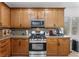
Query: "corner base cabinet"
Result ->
[[0, 39, 10, 57], [47, 37, 70, 56]]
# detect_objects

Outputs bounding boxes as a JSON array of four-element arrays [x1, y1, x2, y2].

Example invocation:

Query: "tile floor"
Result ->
[[69, 50, 79, 57]]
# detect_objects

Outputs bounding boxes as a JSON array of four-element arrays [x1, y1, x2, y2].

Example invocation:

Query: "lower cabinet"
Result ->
[[47, 38, 58, 56], [0, 39, 10, 57], [11, 38, 29, 56], [47, 38, 70, 56], [58, 38, 70, 56], [0, 37, 70, 57]]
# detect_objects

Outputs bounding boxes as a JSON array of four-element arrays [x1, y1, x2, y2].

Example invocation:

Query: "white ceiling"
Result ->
[[5, 2, 79, 8]]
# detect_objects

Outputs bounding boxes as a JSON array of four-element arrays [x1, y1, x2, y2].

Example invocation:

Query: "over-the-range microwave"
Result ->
[[31, 19, 44, 28]]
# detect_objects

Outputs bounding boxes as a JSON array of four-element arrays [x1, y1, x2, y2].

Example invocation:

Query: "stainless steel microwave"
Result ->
[[31, 20, 44, 28]]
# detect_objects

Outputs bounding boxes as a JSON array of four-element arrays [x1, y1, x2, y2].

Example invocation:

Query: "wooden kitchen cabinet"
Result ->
[[11, 9, 21, 28], [56, 9, 64, 27], [0, 39, 10, 57], [37, 9, 45, 19], [45, 8, 64, 28], [47, 37, 70, 56], [11, 38, 29, 56], [20, 9, 31, 28], [11, 8, 31, 28], [47, 38, 58, 56], [29, 9, 45, 19], [29, 9, 37, 19], [0, 3, 10, 28], [58, 38, 70, 56], [45, 9, 57, 28]]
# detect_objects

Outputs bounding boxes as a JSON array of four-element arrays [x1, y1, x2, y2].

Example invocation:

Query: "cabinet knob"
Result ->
[[0, 22, 2, 26], [58, 42, 60, 46]]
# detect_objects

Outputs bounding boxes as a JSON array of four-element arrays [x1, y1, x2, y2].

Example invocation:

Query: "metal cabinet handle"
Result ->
[[19, 41, 21, 46], [0, 22, 2, 26], [58, 42, 60, 46], [20, 24, 21, 27]]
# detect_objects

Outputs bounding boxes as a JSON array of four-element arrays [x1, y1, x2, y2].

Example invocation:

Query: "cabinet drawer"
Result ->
[[47, 39, 57, 43], [0, 41, 10, 48], [0, 39, 10, 46], [47, 47, 57, 51], [47, 53, 57, 56], [0, 45, 9, 57], [0, 44, 9, 52]]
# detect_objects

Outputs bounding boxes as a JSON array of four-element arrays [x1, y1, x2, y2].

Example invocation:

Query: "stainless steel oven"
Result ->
[[29, 42, 46, 57], [31, 20, 44, 28], [29, 43, 46, 51]]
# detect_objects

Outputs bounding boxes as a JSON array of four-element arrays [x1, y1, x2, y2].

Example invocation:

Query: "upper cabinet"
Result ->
[[56, 9, 64, 27], [45, 8, 64, 28], [20, 9, 31, 28], [11, 8, 64, 28], [37, 9, 45, 19], [29, 9, 37, 19], [11, 9, 21, 28], [0, 3, 10, 28], [45, 9, 57, 28], [11, 9, 31, 28], [29, 9, 45, 19]]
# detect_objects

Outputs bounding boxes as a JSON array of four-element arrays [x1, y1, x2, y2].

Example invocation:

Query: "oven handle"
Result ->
[[29, 41, 46, 43]]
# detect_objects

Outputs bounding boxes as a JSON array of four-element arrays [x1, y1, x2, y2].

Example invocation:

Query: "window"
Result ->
[[64, 17, 79, 36], [72, 17, 79, 35], [64, 17, 71, 35]]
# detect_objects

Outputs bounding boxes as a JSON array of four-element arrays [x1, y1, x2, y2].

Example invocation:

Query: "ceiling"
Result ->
[[5, 2, 79, 8]]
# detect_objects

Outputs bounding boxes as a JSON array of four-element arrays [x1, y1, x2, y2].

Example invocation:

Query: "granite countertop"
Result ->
[[0, 35, 29, 41], [46, 35, 70, 38], [0, 36, 11, 40], [11, 35, 29, 38], [0, 35, 70, 41]]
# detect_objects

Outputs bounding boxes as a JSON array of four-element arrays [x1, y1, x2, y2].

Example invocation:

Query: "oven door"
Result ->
[[29, 43, 46, 51]]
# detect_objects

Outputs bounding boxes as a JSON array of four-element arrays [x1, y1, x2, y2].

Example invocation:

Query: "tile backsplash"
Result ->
[[11, 28, 49, 36], [11, 28, 64, 36], [11, 29, 27, 35], [28, 28, 48, 33]]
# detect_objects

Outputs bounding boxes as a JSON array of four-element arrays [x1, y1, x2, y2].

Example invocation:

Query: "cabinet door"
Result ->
[[37, 9, 45, 19], [56, 9, 64, 27], [0, 39, 10, 57], [20, 9, 31, 28], [29, 9, 37, 19], [11, 39, 29, 56], [11, 39, 20, 56], [58, 38, 70, 56], [47, 38, 58, 56], [20, 39, 29, 56], [0, 3, 1, 26], [0, 3, 10, 28], [11, 9, 21, 28], [45, 9, 57, 28]]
